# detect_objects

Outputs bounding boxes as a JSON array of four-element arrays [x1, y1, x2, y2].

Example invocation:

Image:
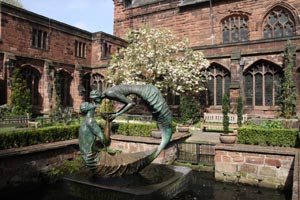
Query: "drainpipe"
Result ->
[[209, 0, 215, 45]]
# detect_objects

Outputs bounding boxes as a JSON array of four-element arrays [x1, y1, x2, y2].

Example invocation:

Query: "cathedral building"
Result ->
[[1, 1, 300, 118], [0, 2, 127, 114], [113, 0, 300, 118]]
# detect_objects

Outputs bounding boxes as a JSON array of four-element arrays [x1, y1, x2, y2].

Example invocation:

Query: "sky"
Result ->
[[20, 0, 114, 34]]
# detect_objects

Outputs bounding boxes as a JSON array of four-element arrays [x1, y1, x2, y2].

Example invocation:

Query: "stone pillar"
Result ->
[[229, 50, 241, 114], [73, 64, 84, 112], [4, 53, 16, 105], [43, 60, 55, 115]]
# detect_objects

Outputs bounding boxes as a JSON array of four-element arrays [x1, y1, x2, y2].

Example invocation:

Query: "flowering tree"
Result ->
[[108, 27, 210, 95], [0, 0, 23, 8]]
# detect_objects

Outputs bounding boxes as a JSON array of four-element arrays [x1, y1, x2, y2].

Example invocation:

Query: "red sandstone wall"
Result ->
[[215, 144, 295, 189], [91, 32, 127, 67], [0, 7, 92, 66], [114, 0, 300, 46], [0, 3, 127, 113], [113, 0, 300, 117], [110, 140, 177, 164]]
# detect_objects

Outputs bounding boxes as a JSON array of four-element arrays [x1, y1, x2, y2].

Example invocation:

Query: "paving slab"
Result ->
[[186, 128, 221, 144]]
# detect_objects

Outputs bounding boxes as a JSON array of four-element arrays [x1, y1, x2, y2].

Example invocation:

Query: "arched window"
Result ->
[[20, 67, 41, 105], [57, 70, 72, 107], [244, 61, 282, 106], [222, 15, 248, 43], [82, 73, 91, 102], [263, 7, 295, 39], [207, 64, 231, 106], [91, 73, 105, 91], [123, 0, 133, 8]]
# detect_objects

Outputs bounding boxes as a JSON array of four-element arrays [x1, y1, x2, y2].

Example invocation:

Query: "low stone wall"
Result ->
[[110, 133, 189, 164], [0, 133, 190, 190], [0, 139, 80, 189], [215, 144, 296, 190], [110, 133, 190, 164]]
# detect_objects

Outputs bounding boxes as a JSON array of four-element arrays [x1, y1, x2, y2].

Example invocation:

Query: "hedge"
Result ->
[[0, 121, 177, 150], [238, 126, 299, 147], [0, 125, 80, 150], [116, 123, 157, 136], [116, 121, 177, 136]]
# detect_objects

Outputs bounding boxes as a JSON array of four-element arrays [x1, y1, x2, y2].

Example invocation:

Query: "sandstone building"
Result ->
[[113, 0, 300, 117], [0, 2, 126, 114], [1, 0, 300, 118]]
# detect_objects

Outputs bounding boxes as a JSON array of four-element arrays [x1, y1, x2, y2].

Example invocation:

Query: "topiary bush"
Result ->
[[222, 95, 229, 134], [237, 96, 243, 127], [179, 94, 200, 125], [238, 126, 299, 147]]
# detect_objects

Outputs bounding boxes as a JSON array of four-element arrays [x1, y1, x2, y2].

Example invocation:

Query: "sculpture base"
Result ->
[[64, 164, 192, 200]]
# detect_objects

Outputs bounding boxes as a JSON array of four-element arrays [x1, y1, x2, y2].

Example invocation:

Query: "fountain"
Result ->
[[63, 85, 193, 199]]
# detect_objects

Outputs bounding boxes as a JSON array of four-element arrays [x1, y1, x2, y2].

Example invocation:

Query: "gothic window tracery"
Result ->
[[263, 7, 295, 39], [91, 73, 104, 92], [207, 64, 231, 106], [244, 61, 282, 107], [222, 15, 248, 43]]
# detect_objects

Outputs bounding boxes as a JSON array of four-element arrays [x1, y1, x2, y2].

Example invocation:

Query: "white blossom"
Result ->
[[108, 27, 210, 95]]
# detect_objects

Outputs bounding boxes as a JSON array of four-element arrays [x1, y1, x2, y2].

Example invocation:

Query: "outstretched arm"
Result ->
[[105, 90, 136, 120]]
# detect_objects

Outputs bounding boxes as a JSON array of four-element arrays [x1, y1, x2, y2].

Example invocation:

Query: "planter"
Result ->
[[151, 129, 162, 139], [219, 133, 237, 144], [177, 126, 190, 133]]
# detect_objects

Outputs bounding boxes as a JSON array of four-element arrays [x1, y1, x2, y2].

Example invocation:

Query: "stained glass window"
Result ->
[[255, 74, 263, 106], [245, 74, 253, 105], [263, 8, 295, 39], [207, 78, 214, 106], [244, 62, 282, 107], [265, 73, 273, 106], [222, 15, 248, 43], [216, 75, 223, 105], [207, 65, 231, 106]]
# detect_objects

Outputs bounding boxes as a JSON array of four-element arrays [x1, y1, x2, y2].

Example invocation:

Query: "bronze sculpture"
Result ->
[[79, 84, 172, 177]]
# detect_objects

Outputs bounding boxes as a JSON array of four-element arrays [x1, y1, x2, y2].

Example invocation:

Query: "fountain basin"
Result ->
[[64, 164, 192, 200]]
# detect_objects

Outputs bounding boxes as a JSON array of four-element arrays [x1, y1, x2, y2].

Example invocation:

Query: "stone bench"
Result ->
[[0, 115, 28, 128], [0, 114, 39, 128], [202, 112, 247, 131]]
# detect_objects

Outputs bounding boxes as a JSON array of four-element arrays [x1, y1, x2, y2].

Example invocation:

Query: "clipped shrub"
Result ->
[[117, 123, 156, 136], [179, 94, 200, 125], [0, 125, 80, 150], [0, 120, 177, 150], [238, 126, 299, 147], [222, 95, 229, 134], [237, 96, 243, 127], [116, 121, 177, 136]]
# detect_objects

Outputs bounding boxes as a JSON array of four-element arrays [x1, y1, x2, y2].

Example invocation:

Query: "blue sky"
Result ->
[[21, 0, 114, 34]]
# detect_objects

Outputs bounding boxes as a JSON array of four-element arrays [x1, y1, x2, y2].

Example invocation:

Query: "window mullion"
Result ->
[[253, 73, 255, 106]]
